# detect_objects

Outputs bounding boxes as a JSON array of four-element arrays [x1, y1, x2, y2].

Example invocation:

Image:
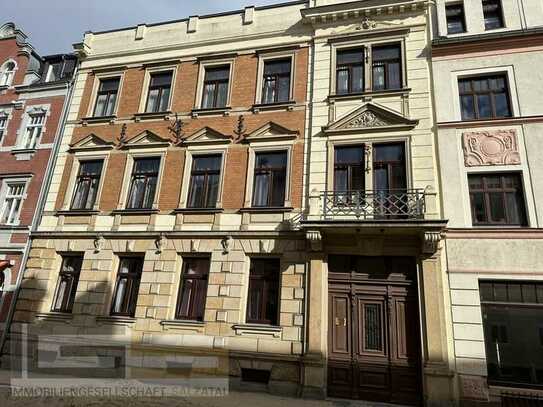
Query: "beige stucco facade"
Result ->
[[432, 0, 543, 404]]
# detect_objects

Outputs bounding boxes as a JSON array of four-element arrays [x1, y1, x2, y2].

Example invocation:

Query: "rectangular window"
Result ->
[[71, 160, 103, 210], [459, 75, 512, 120], [446, 3, 467, 34], [0, 116, 6, 144], [334, 145, 365, 193], [246, 258, 280, 325], [483, 0, 504, 30], [126, 157, 160, 210], [22, 114, 45, 149], [145, 71, 172, 113], [0, 182, 25, 224], [373, 143, 406, 192], [175, 257, 210, 321], [252, 151, 287, 207], [372, 44, 402, 91], [52, 256, 83, 313], [468, 173, 527, 226], [336, 48, 364, 95], [201, 66, 229, 109], [111, 257, 143, 317], [93, 77, 120, 117], [187, 155, 221, 209], [480, 280, 543, 387], [262, 58, 291, 104]]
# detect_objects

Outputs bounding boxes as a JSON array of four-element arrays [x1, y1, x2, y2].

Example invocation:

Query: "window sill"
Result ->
[[232, 324, 282, 338], [96, 315, 136, 325], [0, 224, 27, 230], [239, 207, 293, 213], [328, 88, 411, 102], [160, 319, 205, 332], [172, 207, 224, 214], [35, 312, 73, 323], [191, 106, 232, 118], [56, 209, 100, 216], [81, 115, 116, 125], [133, 111, 172, 121], [11, 148, 37, 158], [252, 100, 296, 113], [111, 208, 159, 215]]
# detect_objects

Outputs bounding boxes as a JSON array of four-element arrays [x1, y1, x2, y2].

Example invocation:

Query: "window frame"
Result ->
[[0, 178, 29, 226], [371, 43, 403, 92], [139, 66, 177, 114], [246, 257, 281, 326], [110, 256, 144, 318], [468, 172, 528, 227], [0, 113, 8, 145], [70, 159, 105, 211], [51, 255, 83, 314], [125, 156, 162, 210], [186, 154, 223, 209], [335, 47, 365, 95], [255, 51, 296, 105], [87, 72, 124, 118], [330, 37, 407, 96], [175, 256, 210, 321], [0, 60, 17, 87], [458, 74, 512, 120], [482, 0, 505, 31], [445, 2, 467, 34], [21, 113, 45, 150], [195, 59, 234, 110]]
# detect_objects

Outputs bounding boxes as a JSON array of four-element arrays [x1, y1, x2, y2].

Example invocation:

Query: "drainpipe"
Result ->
[[0, 62, 79, 359]]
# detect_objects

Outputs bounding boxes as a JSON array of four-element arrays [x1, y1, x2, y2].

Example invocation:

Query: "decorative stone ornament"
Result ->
[[462, 130, 520, 166], [155, 234, 167, 253], [346, 111, 387, 128], [126, 240, 136, 252], [190, 239, 200, 252], [306, 230, 322, 252], [221, 236, 233, 254], [93, 234, 105, 253], [357, 17, 376, 30], [422, 231, 442, 254]]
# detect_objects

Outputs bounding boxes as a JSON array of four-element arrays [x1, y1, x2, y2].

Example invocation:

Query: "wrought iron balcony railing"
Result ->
[[320, 189, 426, 220]]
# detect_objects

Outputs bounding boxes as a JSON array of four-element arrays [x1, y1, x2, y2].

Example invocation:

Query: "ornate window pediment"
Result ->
[[244, 121, 299, 143], [120, 130, 170, 149], [322, 102, 418, 135], [183, 127, 231, 145], [69, 133, 115, 152]]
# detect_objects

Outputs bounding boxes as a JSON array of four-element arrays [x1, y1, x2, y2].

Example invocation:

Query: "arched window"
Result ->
[[0, 61, 16, 87]]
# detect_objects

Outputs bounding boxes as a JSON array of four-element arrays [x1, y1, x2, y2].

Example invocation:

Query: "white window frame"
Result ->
[[138, 65, 177, 114], [179, 147, 227, 210], [329, 35, 407, 95], [255, 50, 296, 105], [195, 58, 235, 109], [16, 105, 50, 151], [451, 66, 519, 122], [21, 113, 45, 150], [117, 150, 166, 210], [62, 153, 109, 211], [244, 141, 294, 209], [0, 112, 9, 145], [87, 71, 125, 118], [0, 178, 29, 226], [326, 136, 412, 193], [0, 59, 17, 87]]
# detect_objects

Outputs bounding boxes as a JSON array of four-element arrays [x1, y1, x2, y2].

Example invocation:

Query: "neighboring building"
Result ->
[[6, 2, 313, 396], [432, 0, 543, 405], [300, 0, 455, 405], [0, 23, 75, 345]]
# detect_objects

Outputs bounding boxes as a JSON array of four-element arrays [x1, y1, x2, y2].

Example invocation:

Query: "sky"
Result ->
[[4, 0, 289, 56]]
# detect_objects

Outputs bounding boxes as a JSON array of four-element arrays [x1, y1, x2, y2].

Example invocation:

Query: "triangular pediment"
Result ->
[[244, 122, 299, 143], [324, 102, 418, 134], [184, 127, 231, 145], [122, 130, 171, 148], [69, 134, 114, 151]]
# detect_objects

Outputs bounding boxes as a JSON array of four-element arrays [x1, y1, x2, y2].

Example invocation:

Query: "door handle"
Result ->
[[335, 317, 347, 326]]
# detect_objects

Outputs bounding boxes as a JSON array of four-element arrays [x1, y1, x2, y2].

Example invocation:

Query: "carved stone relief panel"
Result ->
[[462, 130, 520, 167]]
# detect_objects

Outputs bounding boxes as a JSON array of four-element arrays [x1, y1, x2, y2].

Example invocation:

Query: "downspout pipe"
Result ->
[[0, 62, 79, 360]]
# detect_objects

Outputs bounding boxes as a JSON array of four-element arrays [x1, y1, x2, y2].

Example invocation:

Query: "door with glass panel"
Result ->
[[327, 256, 422, 404], [372, 143, 407, 218]]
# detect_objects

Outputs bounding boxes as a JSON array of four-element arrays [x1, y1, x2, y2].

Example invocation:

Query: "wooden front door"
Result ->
[[327, 256, 422, 405]]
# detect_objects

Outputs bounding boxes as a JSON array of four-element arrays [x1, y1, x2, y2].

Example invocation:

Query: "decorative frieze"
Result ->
[[462, 130, 520, 167]]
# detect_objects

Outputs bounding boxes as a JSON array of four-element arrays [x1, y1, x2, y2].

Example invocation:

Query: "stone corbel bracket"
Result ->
[[422, 231, 442, 254], [306, 230, 323, 252]]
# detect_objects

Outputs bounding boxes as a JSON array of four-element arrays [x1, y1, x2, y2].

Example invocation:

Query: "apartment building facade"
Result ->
[[300, 0, 454, 405], [6, 2, 314, 396], [432, 0, 543, 404], [0, 23, 75, 344]]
